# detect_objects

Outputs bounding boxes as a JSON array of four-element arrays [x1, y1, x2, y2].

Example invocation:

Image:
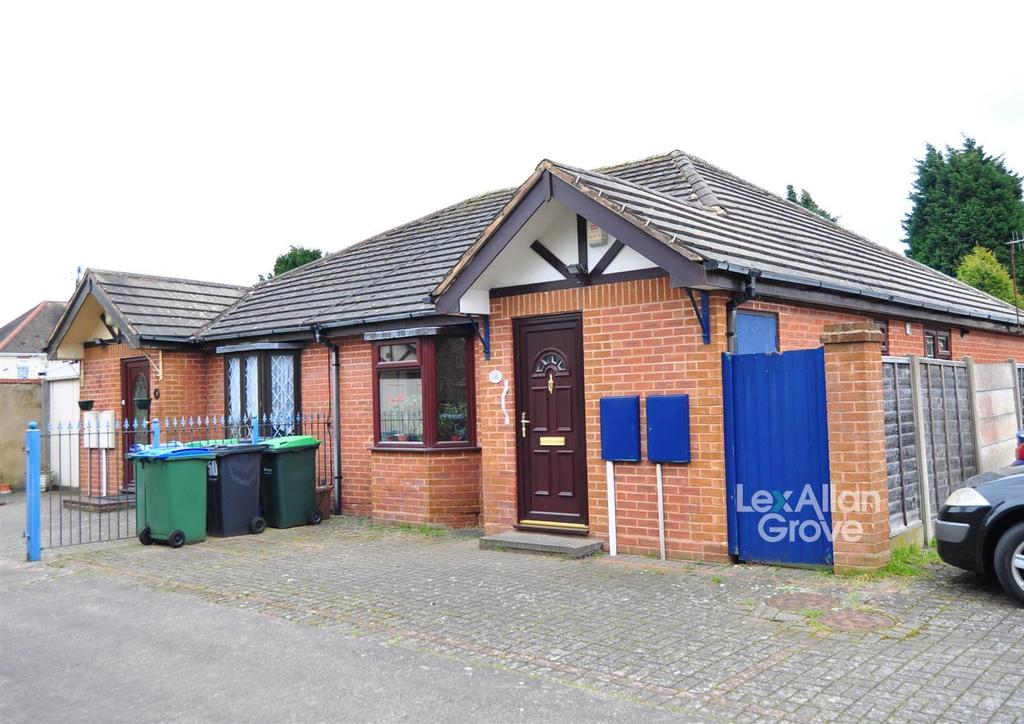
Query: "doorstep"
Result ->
[[479, 530, 604, 559]]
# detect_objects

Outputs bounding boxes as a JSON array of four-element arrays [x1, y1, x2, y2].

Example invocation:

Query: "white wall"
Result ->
[[46, 375, 80, 487], [0, 353, 49, 380], [464, 199, 657, 299]]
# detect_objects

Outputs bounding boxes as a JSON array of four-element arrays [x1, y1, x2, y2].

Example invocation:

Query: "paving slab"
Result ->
[[3, 495, 1023, 722], [479, 530, 604, 558]]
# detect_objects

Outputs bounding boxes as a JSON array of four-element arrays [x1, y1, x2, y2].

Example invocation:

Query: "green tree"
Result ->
[[904, 138, 1024, 277], [260, 245, 323, 282], [956, 246, 1017, 304], [786, 185, 839, 222]]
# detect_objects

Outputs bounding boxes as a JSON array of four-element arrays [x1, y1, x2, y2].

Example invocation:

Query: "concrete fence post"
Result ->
[[25, 421, 41, 562], [1009, 358, 1022, 429], [964, 357, 985, 477], [908, 355, 934, 543], [820, 324, 890, 573]]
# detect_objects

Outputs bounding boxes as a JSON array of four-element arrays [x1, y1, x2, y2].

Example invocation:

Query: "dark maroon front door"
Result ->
[[514, 313, 588, 531], [121, 357, 151, 491]]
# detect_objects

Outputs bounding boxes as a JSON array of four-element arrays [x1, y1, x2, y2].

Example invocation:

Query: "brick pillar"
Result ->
[[820, 323, 891, 573]]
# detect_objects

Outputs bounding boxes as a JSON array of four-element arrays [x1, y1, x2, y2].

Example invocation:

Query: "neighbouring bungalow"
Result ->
[[47, 150, 1024, 570]]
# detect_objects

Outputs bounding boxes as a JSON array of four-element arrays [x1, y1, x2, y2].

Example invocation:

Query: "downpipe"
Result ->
[[314, 326, 343, 515], [725, 271, 760, 353]]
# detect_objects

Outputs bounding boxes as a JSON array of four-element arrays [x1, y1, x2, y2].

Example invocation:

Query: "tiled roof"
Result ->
[[200, 191, 514, 338], [207, 149, 1023, 340], [89, 269, 248, 340], [546, 152, 1022, 324], [0, 302, 66, 353]]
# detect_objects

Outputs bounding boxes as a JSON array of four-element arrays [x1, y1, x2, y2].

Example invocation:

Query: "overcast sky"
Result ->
[[1, 1, 1021, 324]]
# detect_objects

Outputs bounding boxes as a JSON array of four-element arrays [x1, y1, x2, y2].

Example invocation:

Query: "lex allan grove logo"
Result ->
[[736, 484, 879, 544]]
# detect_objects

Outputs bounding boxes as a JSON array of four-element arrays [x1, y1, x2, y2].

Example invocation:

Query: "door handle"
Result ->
[[520, 412, 530, 438]]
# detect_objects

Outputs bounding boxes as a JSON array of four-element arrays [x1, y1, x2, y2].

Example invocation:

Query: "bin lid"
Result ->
[[261, 435, 321, 452], [129, 446, 215, 461], [186, 438, 240, 448], [207, 443, 268, 457]]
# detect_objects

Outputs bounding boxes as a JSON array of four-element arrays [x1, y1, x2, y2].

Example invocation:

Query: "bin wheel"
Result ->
[[250, 516, 267, 535], [139, 527, 154, 546], [168, 530, 186, 548], [308, 510, 323, 526]]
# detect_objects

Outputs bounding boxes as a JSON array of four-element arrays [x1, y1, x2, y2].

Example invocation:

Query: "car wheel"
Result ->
[[993, 522, 1024, 606]]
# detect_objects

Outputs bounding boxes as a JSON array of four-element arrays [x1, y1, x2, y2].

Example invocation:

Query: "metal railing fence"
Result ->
[[24, 412, 332, 556]]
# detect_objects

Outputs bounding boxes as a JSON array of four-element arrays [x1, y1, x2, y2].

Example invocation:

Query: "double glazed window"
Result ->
[[924, 327, 952, 360], [225, 351, 301, 434], [373, 336, 474, 447]]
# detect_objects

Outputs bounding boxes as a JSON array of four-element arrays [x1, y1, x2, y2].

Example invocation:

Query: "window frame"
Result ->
[[223, 350, 303, 426], [734, 309, 780, 354], [923, 326, 952, 360], [372, 335, 476, 450]]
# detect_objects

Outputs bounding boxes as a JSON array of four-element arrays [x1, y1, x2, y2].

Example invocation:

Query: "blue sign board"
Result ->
[[599, 396, 641, 462], [646, 395, 690, 463]]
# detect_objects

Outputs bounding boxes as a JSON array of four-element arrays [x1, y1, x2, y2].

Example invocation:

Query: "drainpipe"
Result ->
[[725, 271, 761, 353], [314, 326, 343, 515]]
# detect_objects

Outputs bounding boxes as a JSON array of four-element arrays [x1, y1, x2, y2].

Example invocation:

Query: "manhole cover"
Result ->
[[819, 610, 897, 631], [766, 593, 840, 612]]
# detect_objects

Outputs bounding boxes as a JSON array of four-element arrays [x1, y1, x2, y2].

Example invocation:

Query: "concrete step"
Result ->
[[479, 530, 604, 559]]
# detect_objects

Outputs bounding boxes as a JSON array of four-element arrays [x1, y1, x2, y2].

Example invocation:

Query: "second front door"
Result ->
[[514, 313, 588, 531]]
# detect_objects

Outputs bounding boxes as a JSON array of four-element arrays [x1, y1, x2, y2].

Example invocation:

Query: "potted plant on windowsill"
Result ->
[[438, 401, 468, 442]]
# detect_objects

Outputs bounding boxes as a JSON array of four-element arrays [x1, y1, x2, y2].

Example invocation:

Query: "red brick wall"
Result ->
[[479, 278, 731, 562], [78, 344, 217, 494], [821, 325, 890, 572], [744, 298, 1024, 362], [333, 335, 482, 526], [370, 450, 481, 527], [337, 337, 374, 516]]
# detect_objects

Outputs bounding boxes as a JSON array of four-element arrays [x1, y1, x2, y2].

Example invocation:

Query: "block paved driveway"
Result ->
[[2, 500, 1023, 722]]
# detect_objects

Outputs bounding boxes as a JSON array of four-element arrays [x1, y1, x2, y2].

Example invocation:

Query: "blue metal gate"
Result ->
[[723, 348, 833, 566]]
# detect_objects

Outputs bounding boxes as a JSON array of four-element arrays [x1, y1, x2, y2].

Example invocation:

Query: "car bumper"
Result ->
[[935, 505, 990, 573]]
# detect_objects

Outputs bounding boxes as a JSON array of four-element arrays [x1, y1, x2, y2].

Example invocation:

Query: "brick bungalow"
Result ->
[[47, 150, 1024, 569]]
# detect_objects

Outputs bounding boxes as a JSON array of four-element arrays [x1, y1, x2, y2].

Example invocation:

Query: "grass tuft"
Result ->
[[849, 544, 942, 580]]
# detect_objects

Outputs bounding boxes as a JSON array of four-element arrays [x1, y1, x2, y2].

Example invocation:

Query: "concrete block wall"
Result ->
[[971, 360, 1018, 472], [0, 380, 42, 488]]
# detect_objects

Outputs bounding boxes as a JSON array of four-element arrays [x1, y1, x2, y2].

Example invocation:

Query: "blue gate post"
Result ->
[[151, 418, 161, 447], [25, 421, 41, 562]]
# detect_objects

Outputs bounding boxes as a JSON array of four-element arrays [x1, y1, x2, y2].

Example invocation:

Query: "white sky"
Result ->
[[1, 1, 1021, 325]]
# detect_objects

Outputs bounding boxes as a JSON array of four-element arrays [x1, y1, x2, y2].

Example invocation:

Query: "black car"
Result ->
[[936, 467, 1024, 605]]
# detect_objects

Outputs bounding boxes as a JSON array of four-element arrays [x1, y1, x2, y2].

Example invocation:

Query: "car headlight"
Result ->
[[944, 487, 989, 507]]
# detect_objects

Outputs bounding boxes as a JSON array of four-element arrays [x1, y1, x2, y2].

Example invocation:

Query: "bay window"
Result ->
[[373, 335, 474, 447], [224, 350, 302, 435]]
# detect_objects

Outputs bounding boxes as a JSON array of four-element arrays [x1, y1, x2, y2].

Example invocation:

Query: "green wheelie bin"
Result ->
[[130, 446, 215, 548], [260, 436, 322, 528]]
